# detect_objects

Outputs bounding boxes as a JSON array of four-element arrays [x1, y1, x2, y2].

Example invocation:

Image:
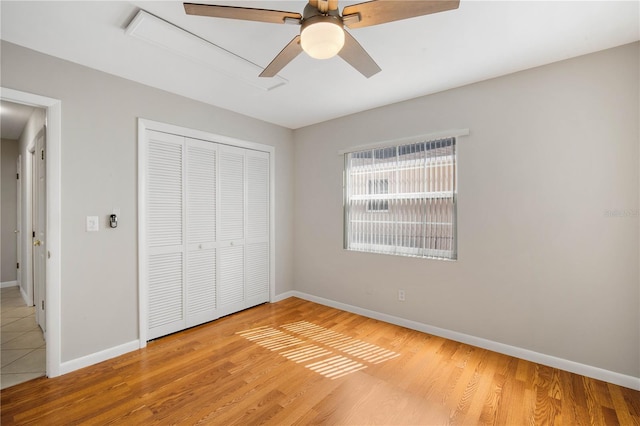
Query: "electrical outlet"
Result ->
[[398, 289, 405, 301]]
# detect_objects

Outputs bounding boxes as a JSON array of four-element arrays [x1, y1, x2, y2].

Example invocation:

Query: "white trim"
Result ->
[[272, 290, 296, 303], [137, 120, 148, 348], [137, 118, 276, 347], [285, 290, 640, 391], [1, 87, 62, 378], [59, 340, 140, 375], [348, 243, 453, 260], [1, 280, 18, 288], [138, 118, 276, 153], [269, 146, 276, 303], [338, 128, 470, 155], [16, 154, 22, 292]]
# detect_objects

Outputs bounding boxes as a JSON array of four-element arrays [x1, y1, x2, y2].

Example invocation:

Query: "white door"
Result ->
[[217, 144, 246, 317], [185, 138, 218, 327], [145, 130, 185, 340], [16, 155, 22, 291], [245, 150, 270, 307], [33, 129, 46, 332], [217, 146, 270, 316]]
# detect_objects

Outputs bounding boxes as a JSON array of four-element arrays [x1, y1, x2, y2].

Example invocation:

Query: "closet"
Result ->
[[141, 128, 270, 341]]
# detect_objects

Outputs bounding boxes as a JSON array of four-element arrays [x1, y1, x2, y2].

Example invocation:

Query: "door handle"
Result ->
[[33, 240, 42, 246]]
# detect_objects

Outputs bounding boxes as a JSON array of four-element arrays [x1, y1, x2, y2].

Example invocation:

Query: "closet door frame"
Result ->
[[138, 118, 275, 348]]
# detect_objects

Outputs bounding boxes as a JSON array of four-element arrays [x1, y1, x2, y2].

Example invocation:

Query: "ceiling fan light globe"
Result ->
[[300, 21, 345, 59]]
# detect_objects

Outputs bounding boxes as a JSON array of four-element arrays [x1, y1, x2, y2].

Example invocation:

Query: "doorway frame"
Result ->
[[1, 87, 62, 378], [16, 154, 22, 293]]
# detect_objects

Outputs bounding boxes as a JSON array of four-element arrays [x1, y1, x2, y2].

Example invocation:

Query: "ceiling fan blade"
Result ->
[[338, 31, 381, 78], [184, 3, 302, 24], [260, 35, 303, 77], [342, 0, 459, 29]]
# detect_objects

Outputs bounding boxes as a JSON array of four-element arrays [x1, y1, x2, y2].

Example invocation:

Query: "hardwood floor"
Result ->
[[1, 297, 638, 425]]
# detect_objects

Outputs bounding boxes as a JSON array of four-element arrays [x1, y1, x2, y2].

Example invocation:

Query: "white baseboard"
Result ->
[[1, 280, 18, 288], [272, 290, 296, 303], [283, 290, 640, 391], [59, 340, 140, 376]]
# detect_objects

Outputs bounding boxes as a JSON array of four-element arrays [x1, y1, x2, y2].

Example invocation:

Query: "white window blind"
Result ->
[[344, 137, 457, 260]]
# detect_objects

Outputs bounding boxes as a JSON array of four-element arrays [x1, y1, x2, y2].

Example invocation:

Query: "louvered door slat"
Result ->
[[187, 141, 216, 244], [219, 147, 244, 241], [186, 248, 217, 326], [219, 245, 244, 314], [247, 153, 269, 240], [148, 135, 183, 248], [246, 242, 269, 301], [148, 252, 183, 337], [187, 250, 216, 312]]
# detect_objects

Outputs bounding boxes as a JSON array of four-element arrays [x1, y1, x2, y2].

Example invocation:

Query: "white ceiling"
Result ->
[[1, 1, 638, 129]]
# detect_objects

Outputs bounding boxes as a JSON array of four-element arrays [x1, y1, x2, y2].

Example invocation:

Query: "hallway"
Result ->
[[1, 286, 45, 389]]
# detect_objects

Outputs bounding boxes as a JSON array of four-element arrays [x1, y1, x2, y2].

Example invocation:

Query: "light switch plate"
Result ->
[[86, 216, 99, 232]]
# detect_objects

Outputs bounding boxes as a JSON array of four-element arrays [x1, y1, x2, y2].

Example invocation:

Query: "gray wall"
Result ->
[[1, 41, 295, 362], [1, 138, 19, 283], [293, 42, 640, 378]]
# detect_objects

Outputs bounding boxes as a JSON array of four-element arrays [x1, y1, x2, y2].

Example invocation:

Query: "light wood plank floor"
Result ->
[[1, 297, 638, 425]]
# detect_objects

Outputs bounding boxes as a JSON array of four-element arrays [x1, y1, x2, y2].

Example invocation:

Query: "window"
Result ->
[[343, 137, 457, 260]]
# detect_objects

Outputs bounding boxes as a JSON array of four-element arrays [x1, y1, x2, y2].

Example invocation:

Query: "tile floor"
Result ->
[[1, 286, 46, 390]]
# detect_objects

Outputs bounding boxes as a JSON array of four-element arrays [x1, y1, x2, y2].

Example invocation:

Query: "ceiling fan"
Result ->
[[184, 0, 459, 78]]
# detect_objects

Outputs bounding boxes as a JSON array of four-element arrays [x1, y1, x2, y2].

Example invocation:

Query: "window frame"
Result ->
[[342, 130, 468, 260]]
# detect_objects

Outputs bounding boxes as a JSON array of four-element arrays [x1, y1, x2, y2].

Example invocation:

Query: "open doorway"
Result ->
[[1, 87, 62, 384], [1, 101, 47, 389]]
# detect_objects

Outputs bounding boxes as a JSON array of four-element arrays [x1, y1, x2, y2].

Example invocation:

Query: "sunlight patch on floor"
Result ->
[[237, 321, 399, 380]]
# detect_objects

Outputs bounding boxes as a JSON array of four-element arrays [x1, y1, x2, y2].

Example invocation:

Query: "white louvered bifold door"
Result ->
[[143, 127, 271, 341], [185, 138, 218, 327], [145, 130, 185, 340], [245, 150, 270, 306], [218, 144, 246, 317]]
